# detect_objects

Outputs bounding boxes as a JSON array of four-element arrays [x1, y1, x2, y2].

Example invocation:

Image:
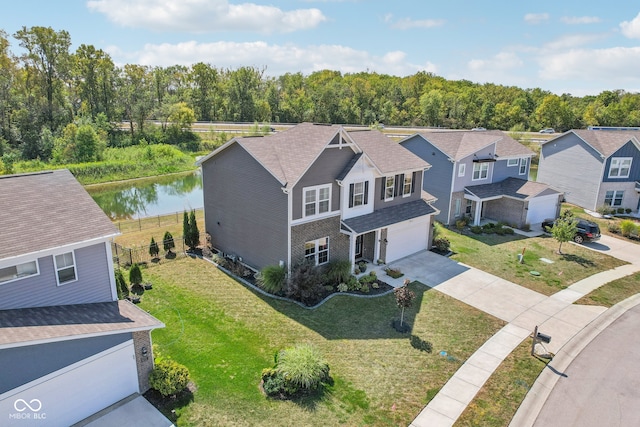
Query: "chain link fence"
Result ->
[[112, 232, 207, 267], [113, 209, 204, 234]]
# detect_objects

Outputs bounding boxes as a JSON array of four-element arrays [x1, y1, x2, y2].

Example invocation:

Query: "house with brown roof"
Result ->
[[197, 123, 438, 271], [537, 129, 640, 213], [400, 130, 562, 228], [0, 170, 169, 426]]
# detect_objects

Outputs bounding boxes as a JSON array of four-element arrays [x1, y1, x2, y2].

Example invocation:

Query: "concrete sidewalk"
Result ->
[[395, 235, 640, 427]]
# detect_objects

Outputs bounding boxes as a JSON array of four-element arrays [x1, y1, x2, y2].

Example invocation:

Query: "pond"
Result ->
[[87, 171, 203, 220]]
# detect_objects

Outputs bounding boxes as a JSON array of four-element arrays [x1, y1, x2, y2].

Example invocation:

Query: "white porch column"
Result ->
[[473, 200, 482, 225]]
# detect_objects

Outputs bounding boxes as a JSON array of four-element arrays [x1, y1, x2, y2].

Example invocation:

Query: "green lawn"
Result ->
[[454, 341, 548, 427], [574, 272, 640, 307], [139, 257, 505, 426], [438, 226, 627, 296]]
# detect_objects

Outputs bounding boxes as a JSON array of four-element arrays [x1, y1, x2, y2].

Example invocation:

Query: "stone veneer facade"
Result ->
[[291, 215, 350, 266], [132, 330, 154, 392]]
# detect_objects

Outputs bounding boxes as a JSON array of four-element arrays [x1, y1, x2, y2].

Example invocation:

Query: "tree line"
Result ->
[[1, 26, 640, 166]]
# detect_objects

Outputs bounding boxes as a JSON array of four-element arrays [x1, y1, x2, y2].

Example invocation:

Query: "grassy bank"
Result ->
[[140, 259, 505, 426], [14, 144, 197, 185]]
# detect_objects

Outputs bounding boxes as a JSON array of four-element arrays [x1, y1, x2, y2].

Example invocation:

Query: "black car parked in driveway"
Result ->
[[542, 218, 601, 244]]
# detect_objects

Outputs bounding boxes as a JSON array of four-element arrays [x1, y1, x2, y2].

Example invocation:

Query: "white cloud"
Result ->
[[86, 0, 326, 33], [543, 34, 606, 50], [468, 52, 523, 71], [561, 16, 601, 25], [538, 46, 640, 85], [524, 13, 549, 25], [389, 18, 445, 30], [620, 12, 640, 38], [128, 40, 432, 76], [463, 52, 527, 87]]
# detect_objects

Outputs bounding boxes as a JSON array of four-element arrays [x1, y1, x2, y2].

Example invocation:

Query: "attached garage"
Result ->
[[2, 341, 138, 426], [526, 195, 561, 225], [385, 216, 430, 263]]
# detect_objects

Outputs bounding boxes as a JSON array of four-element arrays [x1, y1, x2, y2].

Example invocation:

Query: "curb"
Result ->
[[509, 293, 640, 427]]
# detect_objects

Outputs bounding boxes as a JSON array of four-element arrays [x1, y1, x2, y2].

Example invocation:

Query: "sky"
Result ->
[[2, 0, 640, 97]]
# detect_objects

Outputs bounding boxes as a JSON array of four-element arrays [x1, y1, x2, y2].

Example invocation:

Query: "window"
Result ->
[[304, 185, 331, 217], [382, 173, 415, 201], [519, 158, 528, 175], [609, 157, 632, 178], [605, 190, 624, 207], [472, 163, 489, 180], [54, 252, 77, 285], [0, 260, 39, 285], [403, 174, 413, 197], [507, 158, 519, 167], [454, 198, 461, 217], [349, 181, 369, 208], [304, 237, 329, 265], [465, 199, 473, 215], [458, 163, 466, 177], [385, 176, 395, 201]]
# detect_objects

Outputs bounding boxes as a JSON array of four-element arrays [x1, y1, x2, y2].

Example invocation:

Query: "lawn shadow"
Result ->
[[255, 281, 430, 341], [561, 253, 596, 268]]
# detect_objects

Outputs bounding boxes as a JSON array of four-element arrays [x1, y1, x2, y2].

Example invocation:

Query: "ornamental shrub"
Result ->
[[433, 237, 450, 253], [257, 264, 287, 294], [276, 344, 330, 391], [129, 263, 142, 286], [620, 220, 638, 237], [149, 358, 190, 398]]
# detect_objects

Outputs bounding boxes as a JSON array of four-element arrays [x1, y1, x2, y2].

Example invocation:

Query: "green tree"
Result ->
[[163, 231, 175, 254], [129, 263, 143, 286], [149, 237, 159, 258], [188, 209, 200, 250], [115, 269, 128, 299], [547, 217, 578, 254]]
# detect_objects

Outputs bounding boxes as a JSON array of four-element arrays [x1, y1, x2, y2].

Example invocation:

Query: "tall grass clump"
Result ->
[[257, 264, 287, 294]]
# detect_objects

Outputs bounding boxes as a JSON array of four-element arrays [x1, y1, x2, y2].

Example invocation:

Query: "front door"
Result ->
[[355, 234, 364, 259]]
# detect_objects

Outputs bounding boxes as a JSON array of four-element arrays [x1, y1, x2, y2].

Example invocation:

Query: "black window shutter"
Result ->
[[412, 172, 417, 193], [349, 183, 354, 208], [381, 177, 386, 200], [395, 174, 403, 197], [364, 181, 369, 204]]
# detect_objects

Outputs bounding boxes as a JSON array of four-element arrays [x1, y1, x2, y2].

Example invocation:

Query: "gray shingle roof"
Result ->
[[414, 130, 533, 160], [569, 130, 640, 157], [0, 300, 164, 347], [465, 177, 561, 200], [200, 123, 431, 189], [341, 199, 437, 234], [0, 170, 118, 259]]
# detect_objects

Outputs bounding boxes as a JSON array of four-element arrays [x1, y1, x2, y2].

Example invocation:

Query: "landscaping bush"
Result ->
[[385, 267, 404, 279], [520, 223, 531, 232], [129, 263, 142, 286], [433, 237, 451, 253], [626, 208, 632, 214], [596, 205, 613, 216], [608, 223, 621, 234], [261, 344, 330, 398], [324, 259, 352, 284], [455, 219, 467, 231], [149, 358, 191, 398], [482, 223, 496, 232], [410, 335, 433, 353], [617, 207, 625, 214], [257, 264, 287, 294], [115, 269, 128, 299], [470, 225, 483, 234], [503, 227, 515, 235], [620, 220, 639, 238], [286, 260, 327, 305]]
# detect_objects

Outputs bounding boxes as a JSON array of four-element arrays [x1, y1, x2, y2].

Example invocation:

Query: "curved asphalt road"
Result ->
[[533, 303, 640, 427]]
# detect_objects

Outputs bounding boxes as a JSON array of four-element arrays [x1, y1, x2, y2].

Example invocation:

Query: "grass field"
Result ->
[[437, 226, 627, 296], [139, 258, 505, 426]]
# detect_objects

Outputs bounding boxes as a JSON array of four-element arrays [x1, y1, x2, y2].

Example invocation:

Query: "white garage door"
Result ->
[[386, 217, 429, 263], [2, 340, 138, 427], [526, 196, 559, 225]]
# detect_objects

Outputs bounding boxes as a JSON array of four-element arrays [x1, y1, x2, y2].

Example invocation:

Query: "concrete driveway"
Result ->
[[582, 234, 640, 264]]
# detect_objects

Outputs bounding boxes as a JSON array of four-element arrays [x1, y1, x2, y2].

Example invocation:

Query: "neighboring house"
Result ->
[[400, 130, 562, 228], [197, 123, 438, 271], [0, 170, 167, 426], [537, 129, 640, 213]]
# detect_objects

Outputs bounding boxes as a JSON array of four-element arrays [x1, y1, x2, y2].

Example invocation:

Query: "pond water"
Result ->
[[87, 171, 203, 220]]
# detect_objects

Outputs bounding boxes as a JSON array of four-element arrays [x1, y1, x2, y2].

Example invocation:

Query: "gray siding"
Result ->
[[292, 147, 355, 220], [602, 141, 640, 183], [201, 143, 288, 270], [400, 135, 453, 223], [1, 333, 131, 394], [372, 171, 424, 211], [0, 243, 114, 310], [537, 133, 604, 210], [493, 158, 529, 181]]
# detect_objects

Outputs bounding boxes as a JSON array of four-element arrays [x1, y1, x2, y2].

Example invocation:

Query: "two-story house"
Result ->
[[197, 123, 438, 271], [400, 130, 562, 228], [537, 129, 640, 213], [0, 170, 168, 426]]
